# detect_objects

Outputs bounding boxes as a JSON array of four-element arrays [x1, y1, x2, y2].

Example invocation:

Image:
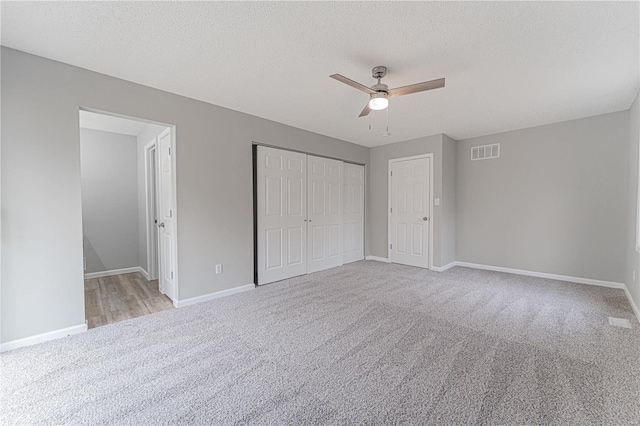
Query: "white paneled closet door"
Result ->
[[343, 163, 365, 264], [307, 155, 344, 273], [257, 146, 307, 285]]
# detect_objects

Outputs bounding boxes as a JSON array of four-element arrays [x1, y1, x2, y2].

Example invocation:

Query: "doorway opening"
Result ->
[[79, 109, 178, 329]]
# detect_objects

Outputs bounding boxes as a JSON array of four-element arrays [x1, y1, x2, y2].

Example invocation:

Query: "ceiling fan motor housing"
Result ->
[[372, 66, 387, 79], [371, 66, 389, 94], [371, 83, 389, 92]]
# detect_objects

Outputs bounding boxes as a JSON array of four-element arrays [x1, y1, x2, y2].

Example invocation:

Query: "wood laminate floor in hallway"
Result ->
[[84, 272, 174, 329]]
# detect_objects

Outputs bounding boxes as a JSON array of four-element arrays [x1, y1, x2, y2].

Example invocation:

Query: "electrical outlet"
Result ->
[[215, 264, 223, 275], [434, 198, 440, 206]]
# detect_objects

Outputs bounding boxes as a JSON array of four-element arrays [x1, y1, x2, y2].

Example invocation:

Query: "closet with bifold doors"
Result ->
[[256, 145, 364, 285]]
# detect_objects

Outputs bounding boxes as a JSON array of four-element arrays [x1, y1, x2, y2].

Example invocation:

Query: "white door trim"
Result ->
[[144, 140, 159, 281], [252, 142, 366, 167], [172, 126, 180, 304], [387, 153, 434, 269]]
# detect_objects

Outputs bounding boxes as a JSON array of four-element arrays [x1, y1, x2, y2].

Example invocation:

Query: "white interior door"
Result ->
[[145, 144, 159, 281], [389, 157, 430, 268], [307, 155, 343, 273], [158, 129, 176, 299], [343, 163, 365, 264], [257, 146, 307, 285]]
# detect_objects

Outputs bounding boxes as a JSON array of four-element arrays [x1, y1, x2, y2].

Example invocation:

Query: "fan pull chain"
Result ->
[[383, 107, 391, 137]]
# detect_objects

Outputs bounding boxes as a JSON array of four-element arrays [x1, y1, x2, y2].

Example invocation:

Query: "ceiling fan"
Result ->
[[330, 66, 445, 117]]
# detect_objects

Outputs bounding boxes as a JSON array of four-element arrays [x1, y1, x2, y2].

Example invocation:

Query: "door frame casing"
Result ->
[[387, 153, 434, 269], [143, 140, 159, 281], [144, 128, 179, 300]]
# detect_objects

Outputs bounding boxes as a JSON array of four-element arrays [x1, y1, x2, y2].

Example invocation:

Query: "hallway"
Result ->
[[85, 272, 174, 329]]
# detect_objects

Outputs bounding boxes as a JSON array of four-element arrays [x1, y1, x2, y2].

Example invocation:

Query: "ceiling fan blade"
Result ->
[[358, 102, 371, 117], [330, 74, 376, 95], [388, 78, 445, 98]]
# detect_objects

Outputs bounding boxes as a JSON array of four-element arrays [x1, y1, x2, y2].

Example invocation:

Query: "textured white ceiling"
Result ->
[[79, 110, 151, 136], [2, 2, 638, 147]]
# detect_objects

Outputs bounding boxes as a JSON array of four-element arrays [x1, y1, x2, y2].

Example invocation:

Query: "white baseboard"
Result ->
[[363, 257, 638, 323], [84, 267, 146, 280], [365, 255, 390, 263], [431, 262, 457, 272], [175, 284, 255, 308], [0, 323, 87, 353], [623, 285, 640, 324], [454, 261, 625, 289], [139, 267, 150, 280]]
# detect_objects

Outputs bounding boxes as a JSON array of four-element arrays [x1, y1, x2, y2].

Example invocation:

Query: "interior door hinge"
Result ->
[[169, 147, 171, 156], [169, 209, 173, 218], [390, 207, 392, 213], [390, 171, 393, 176], [171, 271, 174, 279], [390, 244, 393, 249]]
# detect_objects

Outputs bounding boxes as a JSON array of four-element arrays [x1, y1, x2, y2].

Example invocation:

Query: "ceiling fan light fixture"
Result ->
[[330, 67, 444, 117], [368, 92, 388, 110]]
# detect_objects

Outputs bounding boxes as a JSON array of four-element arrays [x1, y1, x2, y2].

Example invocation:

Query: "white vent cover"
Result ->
[[608, 317, 632, 329], [471, 143, 500, 161]]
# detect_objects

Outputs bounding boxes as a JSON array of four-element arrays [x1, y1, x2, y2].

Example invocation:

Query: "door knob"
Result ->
[[158, 222, 165, 228], [423, 217, 428, 221]]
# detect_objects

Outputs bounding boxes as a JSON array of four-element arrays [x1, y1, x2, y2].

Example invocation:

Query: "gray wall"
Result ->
[[625, 92, 640, 310], [456, 111, 630, 283], [136, 124, 169, 275], [441, 135, 457, 266], [1, 47, 369, 343], [81, 129, 139, 273], [2, 45, 634, 345], [369, 134, 446, 266]]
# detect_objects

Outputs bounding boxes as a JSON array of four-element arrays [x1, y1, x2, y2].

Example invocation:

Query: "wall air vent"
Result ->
[[471, 143, 500, 161]]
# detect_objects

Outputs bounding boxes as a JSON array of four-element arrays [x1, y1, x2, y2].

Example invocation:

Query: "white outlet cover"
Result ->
[[434, 198, 440, 206]]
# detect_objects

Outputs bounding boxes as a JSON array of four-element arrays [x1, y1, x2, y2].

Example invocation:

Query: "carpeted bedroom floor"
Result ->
[[1, 261, 639, 425]]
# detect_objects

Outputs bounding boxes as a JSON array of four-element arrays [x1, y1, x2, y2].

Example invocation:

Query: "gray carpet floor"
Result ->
[[2, 261, 639, 425]]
